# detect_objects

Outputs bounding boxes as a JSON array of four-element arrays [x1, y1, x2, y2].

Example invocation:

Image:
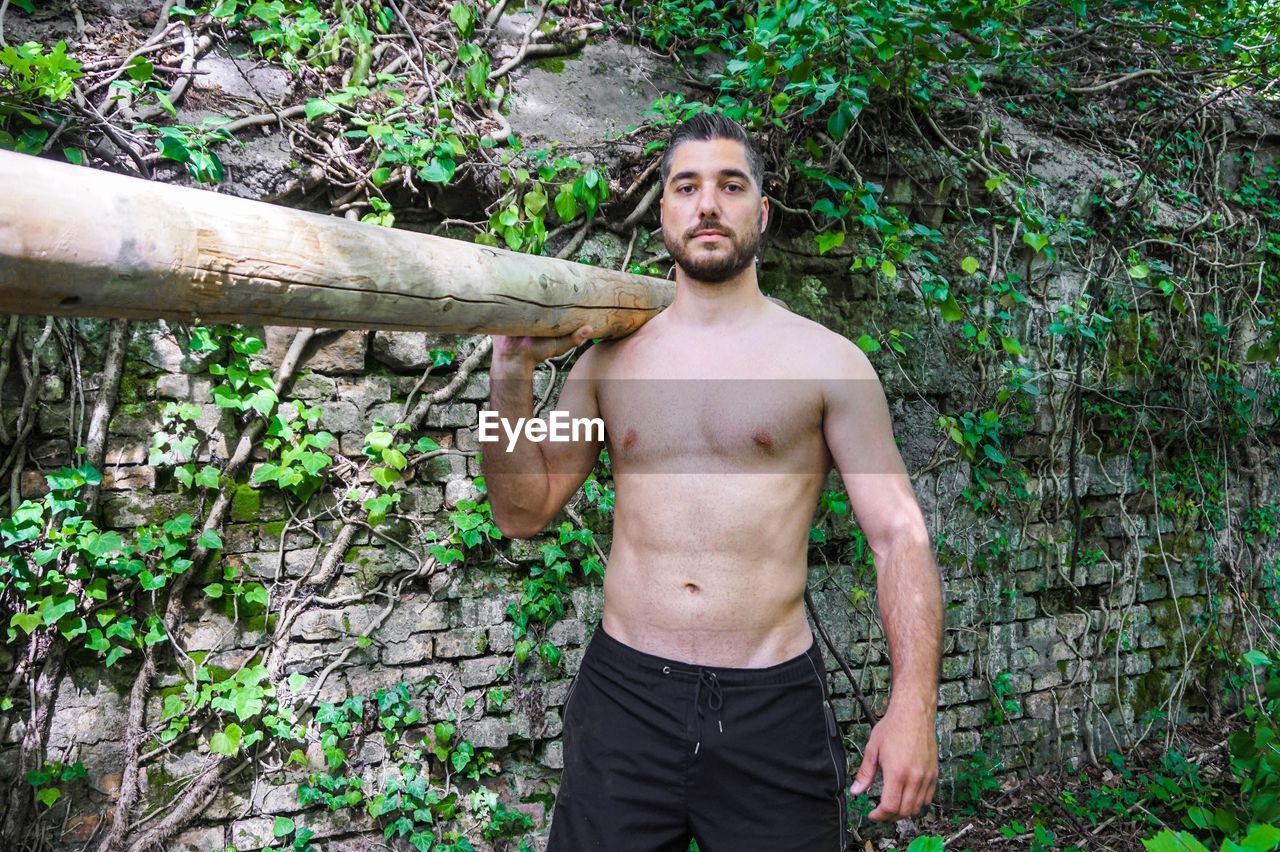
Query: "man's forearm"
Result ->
[[482, 359, 552, 533], [876, 530, 943, 714]]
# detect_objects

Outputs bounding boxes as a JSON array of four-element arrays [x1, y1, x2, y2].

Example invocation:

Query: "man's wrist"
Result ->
[[886, 686, 939, 717], [490, 354, 537, 381]]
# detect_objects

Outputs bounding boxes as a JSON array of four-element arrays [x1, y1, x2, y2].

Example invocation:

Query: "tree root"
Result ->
[[100, 328, 317, 852]]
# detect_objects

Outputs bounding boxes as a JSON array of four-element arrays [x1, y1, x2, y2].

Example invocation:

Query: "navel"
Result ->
[[683, 583, 701, 595]]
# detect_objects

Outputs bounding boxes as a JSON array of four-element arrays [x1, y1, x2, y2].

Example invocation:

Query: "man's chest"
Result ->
[[596, 374, 826, 470]]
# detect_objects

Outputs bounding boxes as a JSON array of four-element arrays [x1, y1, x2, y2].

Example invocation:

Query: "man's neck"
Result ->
[[667, 268, 770, 328]]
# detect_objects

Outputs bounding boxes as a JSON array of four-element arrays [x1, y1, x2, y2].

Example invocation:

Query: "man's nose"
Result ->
[[695, 186, 721, 218]]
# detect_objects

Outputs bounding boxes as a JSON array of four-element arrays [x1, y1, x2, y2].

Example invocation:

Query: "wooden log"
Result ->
[[0, 149, 674, 337]]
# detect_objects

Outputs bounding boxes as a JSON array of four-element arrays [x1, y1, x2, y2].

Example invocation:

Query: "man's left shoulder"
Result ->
[[766, 307, 876, 381]]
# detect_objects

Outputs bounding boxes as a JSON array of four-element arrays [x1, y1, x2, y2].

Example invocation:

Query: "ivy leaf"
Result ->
[[826, 100, 859, 141], [1239, 824, 1280, 850], [939, 294, 963, 322], [204, 583, 225, 599], [143, 618, 167, 646], [252, 463, 279, 484], [371, 467, 400, 489], [194, 465, 221, 489], [815, 231, 845, 255], [1141, 831, 1209, 852], [1000, 336, 1024, 356], [1022, 232, 1049, 253], [304, 97, 338, 121], [273, 816, 295, 838], [961, 256, 980, 275], [35, 787, 61, 807], [1244, 649, 1271, 666], [449, 2, 475, 37], [240, 584, 269, 607], [209, 723, 244, 756], [40, 596, 76, 626], [418, 157, 455, 184], [10, 613, 40, 636], [197, 529, 223, 550], [555, 186, 579, 222], [1128, 263, 1150, 279]]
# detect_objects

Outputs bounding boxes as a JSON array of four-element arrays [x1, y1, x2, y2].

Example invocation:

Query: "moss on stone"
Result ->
[[532, 56, 567, 73], [1130, 670, 1167, 719], [116, 370, 156, 406], [231, 485, 261, 522]]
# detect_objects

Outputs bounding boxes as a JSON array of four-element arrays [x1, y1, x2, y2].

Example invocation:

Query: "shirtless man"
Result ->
[[483, 113, 942, 851]]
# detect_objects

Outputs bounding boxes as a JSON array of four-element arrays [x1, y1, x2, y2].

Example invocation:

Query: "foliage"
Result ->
[[0, 465, 212, 668], [0, 40, 82, 154], [508, 521, 603, 667], [2, 0, 1279, 847], [295, 681, 533, 850]]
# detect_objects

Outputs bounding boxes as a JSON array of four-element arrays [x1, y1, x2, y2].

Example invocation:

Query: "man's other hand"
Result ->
[[491, 325, 594, 369], [849, 702, 938, 821]]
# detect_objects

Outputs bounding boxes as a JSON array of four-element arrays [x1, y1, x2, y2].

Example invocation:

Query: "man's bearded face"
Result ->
[[660, 139, 765, 284]]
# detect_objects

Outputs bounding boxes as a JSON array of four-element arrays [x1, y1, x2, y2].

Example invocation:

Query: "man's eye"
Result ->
[[725, 184, 743, 192], [678, 185, 695, 193]]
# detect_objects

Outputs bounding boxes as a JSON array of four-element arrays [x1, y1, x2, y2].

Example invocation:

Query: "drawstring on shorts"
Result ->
[[662, 665, 724, 755]]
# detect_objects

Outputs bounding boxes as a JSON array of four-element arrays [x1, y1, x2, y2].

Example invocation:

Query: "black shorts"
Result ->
[[548, 624, 849, 852]]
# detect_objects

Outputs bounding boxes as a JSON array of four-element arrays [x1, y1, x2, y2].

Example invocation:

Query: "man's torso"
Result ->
[[585, 303, 847, 667]]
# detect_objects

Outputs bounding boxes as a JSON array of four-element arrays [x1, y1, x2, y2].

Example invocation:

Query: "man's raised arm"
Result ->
[[821, 341, 943, 822], [482, 326, 604, 539]]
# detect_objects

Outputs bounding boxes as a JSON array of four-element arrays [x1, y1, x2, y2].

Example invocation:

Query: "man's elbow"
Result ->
[[491, 508, 547, 540], [868, 514, 931, 556]]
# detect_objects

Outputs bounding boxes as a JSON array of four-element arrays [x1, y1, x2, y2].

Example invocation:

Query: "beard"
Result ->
[[663, 218, 761, 283]]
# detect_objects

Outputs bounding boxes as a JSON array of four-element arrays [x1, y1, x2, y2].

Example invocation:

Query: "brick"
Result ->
[[228, 816, 273, 850], [548, 619, 586, 647], [381, 597, 449, 641], [292, 372, 337, 400], [337, 375, 391, 412], [319, 400, 361, 434], [435, 627, 490, 659], [155, 373, 190, 399], [541, 740, 564, 769], [461, 656, 504, 687], [467, 715, 511, 749], [938, 681, 967, 706], [384, 635, 433, 665], [427, 403, 477, 429], [461, 596, 510, 627], [102, 466, 155, 490], [445, 476, 482, 508]]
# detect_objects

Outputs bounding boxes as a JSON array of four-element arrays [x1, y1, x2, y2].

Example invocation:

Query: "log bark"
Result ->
[[0, 150, 673, 337]]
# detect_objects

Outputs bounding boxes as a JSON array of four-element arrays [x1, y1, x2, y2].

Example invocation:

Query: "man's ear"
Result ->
[[760, 194, 770, 233]]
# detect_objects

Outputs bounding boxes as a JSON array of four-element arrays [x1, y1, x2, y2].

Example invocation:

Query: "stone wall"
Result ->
[[2, 19, 1278, 850], [4, 233, 1273, 847]]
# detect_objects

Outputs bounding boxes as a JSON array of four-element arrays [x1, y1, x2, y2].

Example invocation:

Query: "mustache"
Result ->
[[686, 223, 731, 238]]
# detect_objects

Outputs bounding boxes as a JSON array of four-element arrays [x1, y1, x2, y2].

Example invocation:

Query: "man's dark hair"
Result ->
[[660, 112, 765, 192]]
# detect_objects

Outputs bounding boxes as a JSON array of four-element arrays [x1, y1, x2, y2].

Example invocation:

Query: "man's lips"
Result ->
[[692, 230, 728, 240]]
